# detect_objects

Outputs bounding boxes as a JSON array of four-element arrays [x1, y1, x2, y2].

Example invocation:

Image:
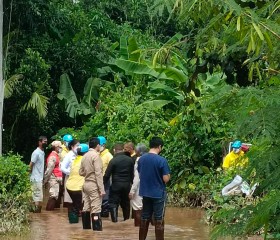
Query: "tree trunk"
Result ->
[[0, 0, 3, 155]]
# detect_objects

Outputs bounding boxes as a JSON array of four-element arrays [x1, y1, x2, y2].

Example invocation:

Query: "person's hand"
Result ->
[[128, 192, 134, 200], [100, 191, 106, 197]]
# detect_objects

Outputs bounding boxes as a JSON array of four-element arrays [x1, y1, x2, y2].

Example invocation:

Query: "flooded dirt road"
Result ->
[[20, 206, 209, 240]]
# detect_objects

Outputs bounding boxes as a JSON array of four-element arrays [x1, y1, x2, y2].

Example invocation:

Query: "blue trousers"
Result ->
[[141, 192, 167, 221]]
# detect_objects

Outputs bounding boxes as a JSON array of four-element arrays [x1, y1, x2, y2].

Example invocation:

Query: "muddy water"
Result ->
[[9, 206, 209, 240]]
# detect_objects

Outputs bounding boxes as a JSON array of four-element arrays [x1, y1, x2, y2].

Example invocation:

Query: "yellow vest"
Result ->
[[60, 144, 69, 161], [66, 155, 84, 191], [100, 149, 113, 175], [223, 150, 248, 170]]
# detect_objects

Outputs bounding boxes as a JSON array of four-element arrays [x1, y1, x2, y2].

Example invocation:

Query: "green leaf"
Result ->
[[237, 16, 241, 31], [115, 59, 161, 78], [137, 100, 171, 109], [128, 37, 140, 61], [119, 36, 128, 60], [252, 23, 264, 41], [57, 73, 80, 118]]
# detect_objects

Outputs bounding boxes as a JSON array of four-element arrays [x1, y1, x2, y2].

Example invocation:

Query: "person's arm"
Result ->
[[163, 174, 170, 183], [129, 168, 140, 198], [94, 155, 105, 196], [60, 156, 71, 175], [44, 156, 56, 182], [162, 159, 171, 184], [29, 151, 37, 173], [29, 161, 34, 173], [79, 158, 86, 177], [103, 159, 113, 185]]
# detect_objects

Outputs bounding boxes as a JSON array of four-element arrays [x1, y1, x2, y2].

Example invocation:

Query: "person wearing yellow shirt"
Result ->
[[66, 143, 88, 224], [98, 136, 113, 218], [223, 140, 248, 170], [61, 134, 73, 161]]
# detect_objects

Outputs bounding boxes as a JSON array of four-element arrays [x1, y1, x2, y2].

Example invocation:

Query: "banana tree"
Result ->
[[57, 73, 114, 120], [111, 34, 192, 109]]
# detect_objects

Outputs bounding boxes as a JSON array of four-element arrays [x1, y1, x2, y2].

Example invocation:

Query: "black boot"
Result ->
[[81, 211, 91, 229], [46, 198, 56, 211], [101, 200, 110, 218], [91, 213, 102, 231], [155, 220, 164, 240], [110, 208, 118, 222], [139, 219, 150, 240], [134, 210, 142, 227], [122, 205, 130, 221]]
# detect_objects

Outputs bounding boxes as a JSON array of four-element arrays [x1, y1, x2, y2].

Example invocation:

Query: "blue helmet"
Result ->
[[232, 140, 242, 149], [79, 143, 89, 153], [63, 134, 73, 142], [98, 136, 106, 145]]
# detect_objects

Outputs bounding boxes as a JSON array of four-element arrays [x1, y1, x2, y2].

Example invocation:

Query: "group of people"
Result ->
[[29, 134, 170, 239]]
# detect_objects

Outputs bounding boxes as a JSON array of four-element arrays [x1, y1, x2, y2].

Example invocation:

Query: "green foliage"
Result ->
[[0, 153, 31, 235], [76, 80, 170, 147]]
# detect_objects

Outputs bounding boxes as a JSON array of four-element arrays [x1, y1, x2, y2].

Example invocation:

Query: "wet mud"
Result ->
[[8, 206, 209, 240]]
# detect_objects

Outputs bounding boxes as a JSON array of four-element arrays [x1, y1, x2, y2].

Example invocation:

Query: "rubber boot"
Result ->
[[131, 209, 135, 219], [101, 200, 110, 218], [81, 211, 91, 229], [155, 220, 164, 240], [55, 197, 61, 208], [150, 214, 155, 226], [134, 210, 142, 227], [122, 205, 130, 221], [92, 213, 102, 231], [68, 210, 79, 223], [46, 198, 56, 211], [34, 205, 42, 213], [139, 219, 150, 240], [110, 208, 118, 223]]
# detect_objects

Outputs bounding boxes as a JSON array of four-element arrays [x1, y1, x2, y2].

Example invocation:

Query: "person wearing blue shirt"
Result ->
[[138, 137, 170, 240]]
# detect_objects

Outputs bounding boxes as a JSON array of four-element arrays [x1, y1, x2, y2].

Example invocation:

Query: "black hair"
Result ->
[[114, 143, 124, 151], [68, 139, 80, 149], [89, 137, 100, 148], [149, 137, 164, 149], [38, 136, 47, 142]]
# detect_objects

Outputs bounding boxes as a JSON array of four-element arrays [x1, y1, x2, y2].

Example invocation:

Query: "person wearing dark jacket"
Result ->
[[103, 143, 134, 223]]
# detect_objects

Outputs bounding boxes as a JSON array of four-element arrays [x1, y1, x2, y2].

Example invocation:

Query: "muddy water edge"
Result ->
[[3, 206, 209, 240]]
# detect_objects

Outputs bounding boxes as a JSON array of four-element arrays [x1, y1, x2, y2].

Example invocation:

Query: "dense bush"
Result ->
[[0, 154, 31, 235]]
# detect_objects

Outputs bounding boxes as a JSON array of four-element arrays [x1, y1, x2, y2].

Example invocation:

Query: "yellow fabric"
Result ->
[[223, 150, 248, 170], [66, 155, 84, 191], [100, 149, 113, 175], [60, 144, 69, 161]]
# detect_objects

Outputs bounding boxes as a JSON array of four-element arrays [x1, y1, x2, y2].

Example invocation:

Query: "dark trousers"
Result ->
[[142, 191, 167, 221], [109, 182, 130, 211], [67, 189, 82, 214]]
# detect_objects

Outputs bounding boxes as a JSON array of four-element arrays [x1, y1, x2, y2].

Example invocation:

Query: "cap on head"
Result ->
[[97, 136, 106, 145], [79, 143, 89, 153], [51, 141, 62, 148], [232, 140, 242, 149], [63, 134, 73, 142]]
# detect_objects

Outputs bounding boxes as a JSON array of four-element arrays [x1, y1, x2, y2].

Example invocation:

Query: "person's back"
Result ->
[[138, 153, 168, 198], [103, 143, 134, 223], [106, 152, 134, 183], [137, 136, 170, 240]]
